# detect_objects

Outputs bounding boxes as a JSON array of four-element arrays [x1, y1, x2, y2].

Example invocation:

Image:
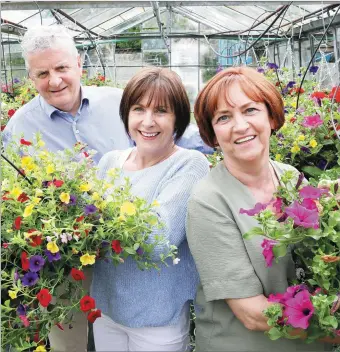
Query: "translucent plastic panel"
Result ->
[[18, 10, 55, 27], [71, 8, 112, 25], [171, 38, 198, 65], [82, 8, 131, 30], [2, 10, 39, 24], [169, 12, 198, 33]]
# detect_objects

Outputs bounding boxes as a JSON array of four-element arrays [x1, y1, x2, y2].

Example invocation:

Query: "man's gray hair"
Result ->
[[21, 25, 79, 68]]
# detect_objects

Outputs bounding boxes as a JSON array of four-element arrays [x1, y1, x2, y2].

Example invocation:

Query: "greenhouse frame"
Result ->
[[2, 1, 340, 105]]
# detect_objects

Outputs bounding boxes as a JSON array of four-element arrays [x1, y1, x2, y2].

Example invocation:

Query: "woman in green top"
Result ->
[[186, 67, 339, 351]]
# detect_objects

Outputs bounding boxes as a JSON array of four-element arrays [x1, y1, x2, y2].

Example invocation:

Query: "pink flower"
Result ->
[[268, 285, 308, 304], [301, 198, 317, 210], [19, 315, 30, 327], [283, 290, 314, 329], [285, 201, 319, 229], [299, 185, 328, 200], [240, 202, 269, 216], [272, 197, 283, 214], [302, 114, 323, 128], [261, 239, 278, 267]]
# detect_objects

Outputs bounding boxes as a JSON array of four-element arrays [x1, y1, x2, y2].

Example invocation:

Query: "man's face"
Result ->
[[28, 48, 82, 115]]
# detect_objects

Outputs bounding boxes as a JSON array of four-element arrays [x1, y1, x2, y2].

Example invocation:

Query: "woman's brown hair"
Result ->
[[120, 67, 190, 141], [194, 66, 285, 147]]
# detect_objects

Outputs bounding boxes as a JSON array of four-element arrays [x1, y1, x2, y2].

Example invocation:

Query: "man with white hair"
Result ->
[[3, 25, 131, 164]]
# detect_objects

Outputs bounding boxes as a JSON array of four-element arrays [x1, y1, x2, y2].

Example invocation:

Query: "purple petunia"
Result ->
[[240, 202, 269, 216], [309, 65, 319, 74], [300, 146, 311, 154], [287, 81, 296, 88], [44, 249, 61, 263], [21, 272, 39, 287], [257, 67, 265, 74], [16, 304, 27, 316], [42, 180, 49, 188], [267, 62, 278, 70], [136, 247, 144, 256], [69, 194, 77, 206], [84, 204, 98, 216], [29, 255, 45, 272]]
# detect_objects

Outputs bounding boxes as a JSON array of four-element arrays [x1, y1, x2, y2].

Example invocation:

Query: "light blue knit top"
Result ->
[[91, 147, 210, 328]]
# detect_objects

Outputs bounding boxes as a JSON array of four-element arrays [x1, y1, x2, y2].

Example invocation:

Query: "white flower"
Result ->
[[46, 236, 52, 242], [60, 233, 68, 243], [67, 233, 73, 241], [173, 258, 181, 265]]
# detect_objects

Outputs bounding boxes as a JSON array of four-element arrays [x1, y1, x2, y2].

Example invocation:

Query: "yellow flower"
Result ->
[[38, 151, 48, 160], [72, 248, 79, 255], [103, 183, 113, 190], [37, 140, 45, 148], [80, 253, 96, 266], [32, 197, 41, 205], [107, 168, 118, 178], [120, 201, 136, 216], [46, 164, 55, 174], [11, 187, 23, 198], [152, 200, 160, 207], [91, 192, 100, 201], [34, 346, 47, 352], [46, 241, 59, 254], [79, 183, 92, 192], [23, 204, 34, 218], [118, 215, 126, 222], [21, 156, 33, 168], [291, 145, 300, 154], [275, 154, 282, 161], [59, 192, 70, 204], [8, 290, 18, 299], [291, 101, 297, 108], [310, 139, 318, 148], [297, 135, 305, 141]]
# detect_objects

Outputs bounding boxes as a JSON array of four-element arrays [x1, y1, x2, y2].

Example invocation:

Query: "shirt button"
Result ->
[[75, 130, 80, 134]]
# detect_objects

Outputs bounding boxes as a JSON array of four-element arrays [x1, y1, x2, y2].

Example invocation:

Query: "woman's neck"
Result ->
[[126, 144, 178, 171], [224, 156, 273, 190]]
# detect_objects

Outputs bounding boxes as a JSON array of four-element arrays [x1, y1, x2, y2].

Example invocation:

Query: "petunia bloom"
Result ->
[[84, 204, 98, 216], [16, 304, 27, 316], [14, 216, 22, 230], [309, 65, 319, 74], [299, 185, 328, 200], [267, 62, 279, 70], [22, 272, 39, 287], [285, 201, 319, 229], [80, 253, 96, 266], [302, 114, 323, 129], [36, 288, 52, 307], [283, 290, 314, 329], [29, 255, 45, 272], [329, 86, 340, 103], [311, 91, 326, 99], [19, 315, 30, 327], [20, 138, 32, 146], [44, 249, 61, 263], [87, 309, 101, 323], [261, 239, 278, 267], [80, 295, 96, 312], [21, 251, 30, 271], [120, 202, 136, 216], [71, 268, 85, 281], [111, 240, 123, 254], [240, 202, 269, 216], [69, 194, 77, 206]]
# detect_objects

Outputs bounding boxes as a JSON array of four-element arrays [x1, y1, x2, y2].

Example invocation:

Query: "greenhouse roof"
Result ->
[[1, 1, 340, 41]]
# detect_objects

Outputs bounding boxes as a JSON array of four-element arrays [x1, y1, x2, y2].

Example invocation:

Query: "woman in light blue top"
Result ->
[[91, 67, 210, 351]]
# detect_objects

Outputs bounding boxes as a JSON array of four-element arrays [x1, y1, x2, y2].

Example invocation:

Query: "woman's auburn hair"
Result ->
[[194, 66, 285, 148], [119, 67, 190, 142]]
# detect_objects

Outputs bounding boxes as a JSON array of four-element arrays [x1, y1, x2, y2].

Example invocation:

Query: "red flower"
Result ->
[[311, 91, 326, 99], [2, 243, 9, 248], [1, 125, 5, 131], [20, 138, 32, 146], [53, 179, 64, 188], [76, 215, 84, 222], [80, 296, 96, 312], [87, 309, 102, 323], [84, 229, 90, 237], [83, 151, 90, 158], [329, 86, 340, 103], [290, 117, 296, 123], [17, 192, 29, 203], [28, 230, 43, 247], [21, 251, 30, 271], [56, 322, 64, 331], [71, 268, 85, 281], [2, 192, 13, 201], [14, 216, 22, 230], [8, 109, 16, 117], [36, 288, 52, 307], [111, 240, 122, 254]]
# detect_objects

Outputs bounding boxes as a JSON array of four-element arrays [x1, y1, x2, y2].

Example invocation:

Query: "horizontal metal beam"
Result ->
[[3, 1, 339, 11]]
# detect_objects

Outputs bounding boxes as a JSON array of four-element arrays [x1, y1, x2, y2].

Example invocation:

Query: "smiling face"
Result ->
[[27, 48, 82, 115], [212, 82, 276, 166], [128, 92, 176, 156]]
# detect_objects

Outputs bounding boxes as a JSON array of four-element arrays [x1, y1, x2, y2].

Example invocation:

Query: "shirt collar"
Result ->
[[41, 85, 89, 119]]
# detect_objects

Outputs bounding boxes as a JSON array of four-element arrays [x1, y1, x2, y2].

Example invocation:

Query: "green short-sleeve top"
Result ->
[[186, 161, 331, 352]]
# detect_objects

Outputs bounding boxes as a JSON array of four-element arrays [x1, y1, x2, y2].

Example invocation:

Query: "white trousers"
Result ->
[[93, 303, 190, 352]]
